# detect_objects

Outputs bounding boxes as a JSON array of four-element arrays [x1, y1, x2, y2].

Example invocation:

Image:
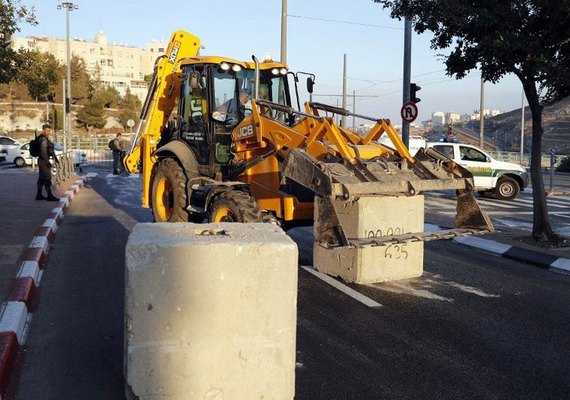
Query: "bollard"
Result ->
[[125, 222, 298, 400], [314, 195, 424, 283]]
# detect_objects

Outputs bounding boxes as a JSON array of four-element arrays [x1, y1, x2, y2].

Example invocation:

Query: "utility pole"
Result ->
[[280, 0, 287, 63], [402, 17, 412, 148], [520, 88, 525, 165], [341, 54, 347, 127], [479, 77, 484, 149], [58, 1, 78, 150]]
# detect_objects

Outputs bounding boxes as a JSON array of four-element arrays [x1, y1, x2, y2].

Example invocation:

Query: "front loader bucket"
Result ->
[[281, 148, 494, 250]]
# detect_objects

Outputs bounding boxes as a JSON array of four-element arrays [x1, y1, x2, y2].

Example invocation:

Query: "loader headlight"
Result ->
[[271, 67, 288, 75], [219, 62, 230, 71], [231, 64, 242, 72]]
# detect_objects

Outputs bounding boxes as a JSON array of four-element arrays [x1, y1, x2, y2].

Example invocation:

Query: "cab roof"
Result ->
[[179, 55, 287, 70]]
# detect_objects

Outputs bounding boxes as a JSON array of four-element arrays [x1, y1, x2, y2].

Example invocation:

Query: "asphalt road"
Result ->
[[13, 169, 570, 399]]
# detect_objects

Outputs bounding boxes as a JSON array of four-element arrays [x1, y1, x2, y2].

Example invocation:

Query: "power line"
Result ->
[[287, 14, 403, 30]]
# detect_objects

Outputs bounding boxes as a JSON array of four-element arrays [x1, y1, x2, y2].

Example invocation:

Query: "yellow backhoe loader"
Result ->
[[124, 29, 493, 253]]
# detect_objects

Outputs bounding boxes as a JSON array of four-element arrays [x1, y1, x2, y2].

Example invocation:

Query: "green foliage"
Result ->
[[77, 97, 106, 129], [16, 49, 61, 100], [0, 0, 37, 83], [92, 86, 121, 108], [372, 1, 570, 105], [118, 87, 141, 128], [60, 55, 91, 104]]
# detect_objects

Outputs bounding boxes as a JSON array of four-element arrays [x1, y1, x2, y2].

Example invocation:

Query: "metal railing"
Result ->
[[487, 151, 568, 169]]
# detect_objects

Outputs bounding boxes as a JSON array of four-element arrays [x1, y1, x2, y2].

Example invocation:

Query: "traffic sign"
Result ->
[[400, 101, 418, 123]]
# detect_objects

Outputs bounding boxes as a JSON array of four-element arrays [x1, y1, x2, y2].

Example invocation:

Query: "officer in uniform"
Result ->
[[36, 124, 60, 201]]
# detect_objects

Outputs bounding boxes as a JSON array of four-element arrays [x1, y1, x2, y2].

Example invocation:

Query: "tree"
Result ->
[[118, 87, 141, 128], [60, 55, 91, 104], [16, 49, 61, 100], [373, 0, 570, 244], [77, 97, 106, 129], [0, 0, 36, 83]]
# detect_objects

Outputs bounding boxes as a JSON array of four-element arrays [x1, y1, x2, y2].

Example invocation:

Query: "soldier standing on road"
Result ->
[[36, 124, 60, 201], [110, 132, 124, 175]]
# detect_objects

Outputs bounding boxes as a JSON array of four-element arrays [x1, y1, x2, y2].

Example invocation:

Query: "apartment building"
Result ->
[[11, 32, 168, 102]]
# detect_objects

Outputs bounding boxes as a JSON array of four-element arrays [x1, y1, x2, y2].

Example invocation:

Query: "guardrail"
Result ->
[[487, 151, 568, 168]]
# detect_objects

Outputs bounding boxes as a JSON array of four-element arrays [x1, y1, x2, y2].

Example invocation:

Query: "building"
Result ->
[[11, 32, 168, 102], [431, 111, 445, 126]]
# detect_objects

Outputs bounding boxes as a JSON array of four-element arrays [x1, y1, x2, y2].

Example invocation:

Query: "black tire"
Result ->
[[14, 157, 25, 168], [495, 176, 520, 201], [208, 190, 263, 223], [151, 158, 189, 222]]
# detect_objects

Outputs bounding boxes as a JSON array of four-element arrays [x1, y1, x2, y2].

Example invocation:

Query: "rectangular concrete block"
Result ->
[[314, 195, 424, 283], [125, 222, 298, 400]]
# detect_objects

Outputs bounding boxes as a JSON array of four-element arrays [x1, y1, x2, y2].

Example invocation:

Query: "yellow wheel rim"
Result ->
[[155, 176, 173, 221], [212, 206, 237, 222]]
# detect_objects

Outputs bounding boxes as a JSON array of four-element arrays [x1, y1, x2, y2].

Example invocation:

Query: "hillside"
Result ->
[[477, 96, 570, 154]]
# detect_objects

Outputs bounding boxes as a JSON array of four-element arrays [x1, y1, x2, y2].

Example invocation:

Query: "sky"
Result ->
[[17, 0, 525, 124]]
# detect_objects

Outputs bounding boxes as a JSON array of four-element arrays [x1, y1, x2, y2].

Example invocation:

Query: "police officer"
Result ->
[[36, 124, 59, 201]]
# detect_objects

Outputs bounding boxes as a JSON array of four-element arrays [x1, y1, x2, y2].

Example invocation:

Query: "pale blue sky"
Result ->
[[18, 0, 523, 123]]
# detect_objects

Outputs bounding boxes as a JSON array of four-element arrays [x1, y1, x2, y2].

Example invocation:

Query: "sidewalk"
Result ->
[[0, 167, 85, 396]]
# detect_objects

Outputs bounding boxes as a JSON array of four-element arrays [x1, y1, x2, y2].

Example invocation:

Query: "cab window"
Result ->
[[459, 146, 487, 162], [179, 66, 210, 164], [432, 145, 454, 159]]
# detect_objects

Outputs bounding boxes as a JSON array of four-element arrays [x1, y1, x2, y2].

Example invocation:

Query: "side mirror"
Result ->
[[212, 111, 227, 123], [307, 77, 314, 94]]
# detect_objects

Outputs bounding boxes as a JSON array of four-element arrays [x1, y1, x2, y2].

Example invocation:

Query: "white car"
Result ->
[[5, 142, 86, 168], [0, 136, 22, 162], [426, 142, 529, 200]]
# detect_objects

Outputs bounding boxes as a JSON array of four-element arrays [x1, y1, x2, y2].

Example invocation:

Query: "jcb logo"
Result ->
[[168, 41, 181, 64], [237, 125, 254, 139]]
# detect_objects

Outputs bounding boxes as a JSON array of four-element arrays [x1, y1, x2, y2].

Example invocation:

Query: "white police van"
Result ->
[[378, 134, 528, 200], [426, 142, 528, 200]]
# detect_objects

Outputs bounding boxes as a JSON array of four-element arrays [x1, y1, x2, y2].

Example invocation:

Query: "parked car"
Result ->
[[0, 136, 22, 162], [5, 142, 86, 168], [426, 142, 529, 200]]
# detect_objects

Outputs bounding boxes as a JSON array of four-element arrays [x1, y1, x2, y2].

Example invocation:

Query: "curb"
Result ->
[[425, 223, 570, 273], [0, 177, 85, 397], [454, 236, 570, 273]]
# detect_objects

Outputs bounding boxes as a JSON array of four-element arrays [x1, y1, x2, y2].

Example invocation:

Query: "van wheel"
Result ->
[[208, 190, 262, 223], [495, 176, 520, 201], [151, 158, 189, 222], [14, 157, 25, 168]]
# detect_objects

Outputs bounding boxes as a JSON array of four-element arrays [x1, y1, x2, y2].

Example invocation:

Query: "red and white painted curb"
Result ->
[[0, 177, 85, 397]]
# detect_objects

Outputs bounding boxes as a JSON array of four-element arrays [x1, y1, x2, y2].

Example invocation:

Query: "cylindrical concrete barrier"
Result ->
[[125, 222, 298, 400]]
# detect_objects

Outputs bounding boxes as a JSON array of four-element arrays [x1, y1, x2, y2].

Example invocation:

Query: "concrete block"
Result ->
[[125, 222, 298, 400], [314, 195, 424, 283]]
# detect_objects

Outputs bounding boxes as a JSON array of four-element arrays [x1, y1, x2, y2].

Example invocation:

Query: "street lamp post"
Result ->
[[57, 1, 78, 151]]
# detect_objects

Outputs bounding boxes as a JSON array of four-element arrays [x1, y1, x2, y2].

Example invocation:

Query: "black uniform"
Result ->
[[36, 134, 59, 201]]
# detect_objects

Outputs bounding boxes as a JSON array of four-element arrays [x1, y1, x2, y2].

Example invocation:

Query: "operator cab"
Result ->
[[174, 58, 293, 177]]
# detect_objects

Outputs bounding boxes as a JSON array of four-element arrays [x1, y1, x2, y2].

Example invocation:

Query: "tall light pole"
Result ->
[[479, 77, 485, 149], [520, 88, 525, 165], [280, 0, 287, 63], [57, 1, 78, 150]]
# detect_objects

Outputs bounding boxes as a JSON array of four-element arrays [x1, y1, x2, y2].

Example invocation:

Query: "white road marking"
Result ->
[[368, 281, 453, 302], [300, 266, 382, 308]]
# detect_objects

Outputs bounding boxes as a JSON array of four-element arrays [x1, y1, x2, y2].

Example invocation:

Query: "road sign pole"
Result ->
[[402, 17, 412, 148]]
